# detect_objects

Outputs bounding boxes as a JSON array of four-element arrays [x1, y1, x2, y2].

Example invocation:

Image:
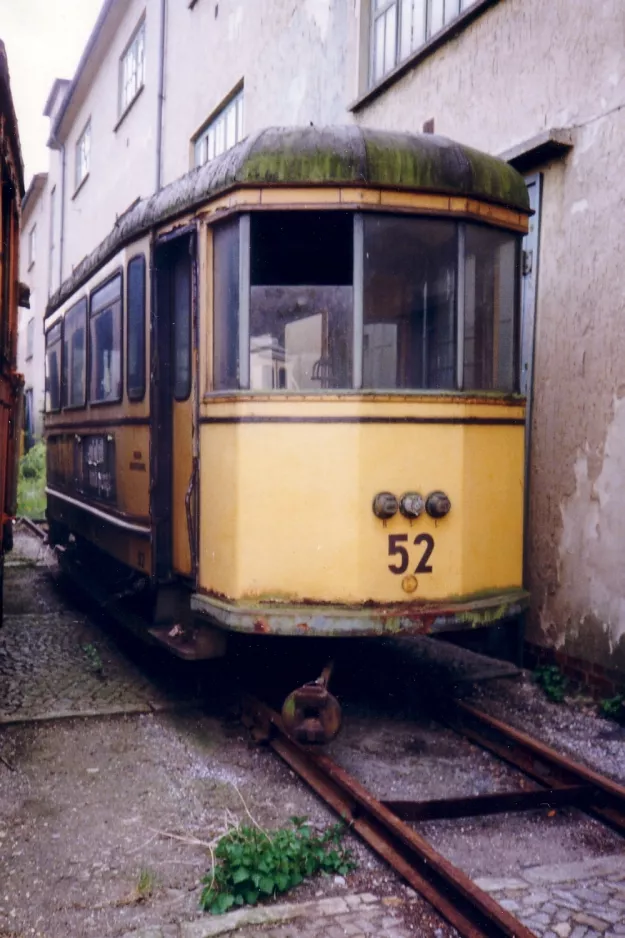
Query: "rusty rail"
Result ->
[[15, 516, 46, 540], [446, 700, 625, 836], [242, 695, 535, 938]]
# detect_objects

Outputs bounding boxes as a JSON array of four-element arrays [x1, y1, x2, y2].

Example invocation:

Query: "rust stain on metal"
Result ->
[[253, 617, 270, 634]]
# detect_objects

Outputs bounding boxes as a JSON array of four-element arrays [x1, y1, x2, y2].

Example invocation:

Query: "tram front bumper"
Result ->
[[190, 589, 529, 638]]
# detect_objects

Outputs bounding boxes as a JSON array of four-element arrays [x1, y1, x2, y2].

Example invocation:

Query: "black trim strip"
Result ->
[[45, 416, 150, 431], [198, 415, 525, 426]]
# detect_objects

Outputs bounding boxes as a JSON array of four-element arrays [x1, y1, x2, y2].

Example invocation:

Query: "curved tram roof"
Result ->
[[48, 125, 530, 315]]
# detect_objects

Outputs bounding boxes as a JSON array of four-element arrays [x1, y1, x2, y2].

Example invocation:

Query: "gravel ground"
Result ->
[[470, 673, 625, 785]]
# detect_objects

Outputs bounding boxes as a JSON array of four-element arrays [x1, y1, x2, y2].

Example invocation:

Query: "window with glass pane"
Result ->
[[62, 298, 87, 407], [127, 255, 146, 401], [371, 0, 475, 85], [249, 213, 353, 391], [45, 322, 62, 412], [120, 20, 145, 113], [75, 120, 91, 189], [463, 225, 519, 392], [90, 275, 122, 403], [194, 88, 244, 168], [173, 252, 192, 401], [362, 215, 457, 390], [213, 217, 240, 391]]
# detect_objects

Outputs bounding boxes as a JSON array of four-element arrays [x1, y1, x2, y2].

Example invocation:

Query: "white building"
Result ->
[[18, 0, 625, 681]]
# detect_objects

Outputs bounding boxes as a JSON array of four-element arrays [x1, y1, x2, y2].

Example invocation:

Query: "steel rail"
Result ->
[[16, 516, 47, 540], [448, 701, 625, 836], [242, 695, 535, 938]]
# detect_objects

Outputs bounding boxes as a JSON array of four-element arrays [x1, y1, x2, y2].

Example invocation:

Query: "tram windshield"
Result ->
[[211, 211, 520, 394]]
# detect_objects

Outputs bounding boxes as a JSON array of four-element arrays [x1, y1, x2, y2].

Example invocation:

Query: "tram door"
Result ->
[[152, 233, 196, 582]]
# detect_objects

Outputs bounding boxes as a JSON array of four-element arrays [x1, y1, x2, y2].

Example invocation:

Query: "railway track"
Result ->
[[242, 694, 625, 938]]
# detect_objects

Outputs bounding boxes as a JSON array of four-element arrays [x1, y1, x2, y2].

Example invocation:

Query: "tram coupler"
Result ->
[[281, 661, 342, 746]]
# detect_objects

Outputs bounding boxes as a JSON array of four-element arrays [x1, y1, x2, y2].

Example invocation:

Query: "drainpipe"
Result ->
[[59, 143, 66, 287], [155, 0, 167, 192]]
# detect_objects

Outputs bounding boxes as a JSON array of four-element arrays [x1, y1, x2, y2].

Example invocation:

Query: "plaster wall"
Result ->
[[59, 0, 159, 279], [18, 180, 51, 440], [355, 0, 625, 670], [161, 0, 359, 185]]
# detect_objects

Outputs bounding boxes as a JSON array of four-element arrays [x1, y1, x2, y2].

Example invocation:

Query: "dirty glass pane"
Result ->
[[45, 322, 62, 412], [213, 217, 240, 391], [362, 215, 457, 390], [463, 225, 519, 392], [89, 274, 122, 403], [127, 255, 146, 401], [173, 252, 192, 401], [444, 0, 461, 23], [429, 0, 445, 34], [249, 212, 353, 391], [62, 297, 87, 407]]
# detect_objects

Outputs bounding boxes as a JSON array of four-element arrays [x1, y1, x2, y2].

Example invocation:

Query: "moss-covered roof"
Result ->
[[48, 125, 529, 314]]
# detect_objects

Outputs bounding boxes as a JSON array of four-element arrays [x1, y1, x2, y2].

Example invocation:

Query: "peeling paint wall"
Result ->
[[354, 0, 625, 671]]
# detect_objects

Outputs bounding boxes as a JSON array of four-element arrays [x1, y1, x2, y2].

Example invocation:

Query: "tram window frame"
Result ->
[[45, 321, 63, 413], [126, 254, 146, 402], [88, 270, 123, 405], [212, 215, 241, 392], [62, 296, 88, 409]]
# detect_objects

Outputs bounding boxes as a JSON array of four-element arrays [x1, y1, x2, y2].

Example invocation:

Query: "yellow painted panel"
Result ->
[[461, 425, 525, 594], [115, 427, 150, 516], [172, 395, 193, 575], [380, 191, 451, 212], [340, 188, 381, 205], [260, 187, 343, 206]]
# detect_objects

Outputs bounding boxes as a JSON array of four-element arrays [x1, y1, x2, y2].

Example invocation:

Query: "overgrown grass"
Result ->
[[16, 441, 46, 520]]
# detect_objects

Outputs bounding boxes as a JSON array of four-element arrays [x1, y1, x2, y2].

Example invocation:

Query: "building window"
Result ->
[[26, 317, 35, 360], [75, 120, 91, 190], [120, 19, 145, 115], [45, 322, 62, 413], [194, 88, 244, 168], [127, 255, 146, 401], [62, 297, 87, 408], [28, 225, 36, 268], [371, 0, 475, 84], [48, 187, 56, 296], [89, 274, 122, 403]]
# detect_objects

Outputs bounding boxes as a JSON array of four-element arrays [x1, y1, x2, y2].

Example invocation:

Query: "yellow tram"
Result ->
[[44, 127, 530, 682]]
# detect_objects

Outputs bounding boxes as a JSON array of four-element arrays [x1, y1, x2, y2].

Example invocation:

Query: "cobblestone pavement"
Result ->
[[476, 854, 625, 937], [119, 893, 418, 938], [0, 530, 194, 722]]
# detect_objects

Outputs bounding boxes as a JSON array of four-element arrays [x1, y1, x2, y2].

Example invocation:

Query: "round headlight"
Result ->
[[399, 492, 425, 519], [372, 492, 399, 519], [426, 491, 451, 518]]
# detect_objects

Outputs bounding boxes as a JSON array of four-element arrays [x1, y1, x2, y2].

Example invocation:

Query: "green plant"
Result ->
[[599, 694, 625, 723], [16, 441, 46, 519], [534, 665, 569, 703], [82, 642, 104, 674], [136, 867, 156, 900], [200, 817, 356, 915]]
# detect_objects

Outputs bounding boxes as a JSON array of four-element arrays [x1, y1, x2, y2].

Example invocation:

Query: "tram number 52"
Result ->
[[388, 533, 434, 575]]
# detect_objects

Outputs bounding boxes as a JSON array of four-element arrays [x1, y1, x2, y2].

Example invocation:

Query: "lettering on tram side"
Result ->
[[387, 533, 435, 575]]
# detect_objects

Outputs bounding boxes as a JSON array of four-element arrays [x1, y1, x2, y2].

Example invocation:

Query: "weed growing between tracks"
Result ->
[[200, 816, 356, 915]]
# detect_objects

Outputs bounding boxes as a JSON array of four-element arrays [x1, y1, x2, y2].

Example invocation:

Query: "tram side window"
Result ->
[[213, 217, 240, 391], [362, 215, 457, 390], [62, 298, 87, 408], [45, 322, 62, 412], [463, 225, 519, 392], [127, 255, 146, 401], [90, 274, 122, 403], [249, 212, 353, 391]]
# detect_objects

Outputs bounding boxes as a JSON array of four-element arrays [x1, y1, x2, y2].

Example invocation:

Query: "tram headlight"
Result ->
[[425, 491, 451, 519], [372, 492, 399, 520], [399, 492, 425, 519]]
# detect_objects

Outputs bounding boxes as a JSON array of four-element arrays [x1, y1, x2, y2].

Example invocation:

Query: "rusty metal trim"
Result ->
[[190, 590, 529, 637], [382, 785, 592, 822], [242, 695, 534, 938]]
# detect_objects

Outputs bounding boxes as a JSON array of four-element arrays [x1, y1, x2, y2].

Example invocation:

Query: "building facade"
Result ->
[[18, 0, 625, 678]]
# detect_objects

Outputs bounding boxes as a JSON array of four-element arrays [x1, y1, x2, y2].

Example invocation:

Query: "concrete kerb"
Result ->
[[120, 894, 381, 938], [475, 854, 625, 891]]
